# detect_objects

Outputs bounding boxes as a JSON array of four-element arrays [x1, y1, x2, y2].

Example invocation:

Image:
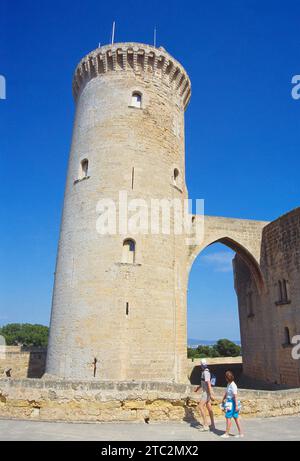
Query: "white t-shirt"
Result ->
[[226, 381, 238, 399], [201, 368, 211, 392]]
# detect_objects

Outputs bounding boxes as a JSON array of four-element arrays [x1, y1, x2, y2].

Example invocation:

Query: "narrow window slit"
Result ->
[[173, 168, 180, 187], [93, 357, 97, 377], [284, 327, 291, 345], [131, 167, 135, 190]]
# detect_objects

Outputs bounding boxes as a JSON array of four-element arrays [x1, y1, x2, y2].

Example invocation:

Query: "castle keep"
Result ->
[[46, 43, 300, 387]]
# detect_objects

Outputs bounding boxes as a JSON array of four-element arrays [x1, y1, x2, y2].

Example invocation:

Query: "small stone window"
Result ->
[[122, 239, 136, 264], [131, 92, 142, 109], [74, 158, 90, 184], [173, 168, 182, 190], [173, 168, 179, 184], [276, 279, 290, 305], [81, 159, 89, 178]]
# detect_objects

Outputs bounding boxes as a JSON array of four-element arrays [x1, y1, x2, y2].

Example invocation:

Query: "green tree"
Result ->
[[196, 345, 211, 357], [0, 323, 49, 347], [187, 347, 199, 359], [187, 339, 241, 359], [207, 346, 221, 358], [214, 339, 241, 357]]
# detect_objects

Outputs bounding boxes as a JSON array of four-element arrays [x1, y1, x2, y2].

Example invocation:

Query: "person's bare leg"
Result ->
[[198, 401, 208, 428], [206, 402, 215, 429], [234, 417, 243, 435], [226, 418, 232, 434]]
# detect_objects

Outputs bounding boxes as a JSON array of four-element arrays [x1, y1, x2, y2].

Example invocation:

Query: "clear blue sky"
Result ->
[[1, 0, 300, 340]]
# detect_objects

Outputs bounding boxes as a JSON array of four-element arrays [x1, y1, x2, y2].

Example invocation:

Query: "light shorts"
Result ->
[[201, 391, 211, 403]]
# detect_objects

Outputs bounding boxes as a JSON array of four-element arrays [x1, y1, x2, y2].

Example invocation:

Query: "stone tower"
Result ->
[[46, 43, 191, 382]]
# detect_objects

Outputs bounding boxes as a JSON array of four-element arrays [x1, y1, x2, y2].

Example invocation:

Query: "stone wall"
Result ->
[[0, 348, 243, 385], [44, 38, 300, 388], [47, 42, 191, 383], [235, 208, 300, 387], [0, 379, 299, 422], [0, 347, 46, 379]]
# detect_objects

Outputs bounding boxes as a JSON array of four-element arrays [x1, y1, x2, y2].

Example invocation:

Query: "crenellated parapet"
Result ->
[[72, 42, 191, 109]]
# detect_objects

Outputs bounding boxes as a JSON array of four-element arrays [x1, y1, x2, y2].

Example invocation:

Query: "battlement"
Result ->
[[72, 42, 191, 109]]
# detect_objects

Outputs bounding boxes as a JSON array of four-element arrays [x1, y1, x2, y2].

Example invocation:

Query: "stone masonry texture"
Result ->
[[1, 379, 300, 423], [0, 347, 46, 379], [235, 208, 300, 387], [44, 42, 300, 388]]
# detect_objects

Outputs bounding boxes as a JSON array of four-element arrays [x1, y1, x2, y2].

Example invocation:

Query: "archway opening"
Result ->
[[187, 239, 263, 387], [188, 243, 239, 346]]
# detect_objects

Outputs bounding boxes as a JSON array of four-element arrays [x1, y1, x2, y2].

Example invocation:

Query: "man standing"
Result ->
[[194, 359, 215, 431]]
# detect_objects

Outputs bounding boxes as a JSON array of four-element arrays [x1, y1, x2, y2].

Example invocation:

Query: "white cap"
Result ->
[[200, 359, 207, 366]]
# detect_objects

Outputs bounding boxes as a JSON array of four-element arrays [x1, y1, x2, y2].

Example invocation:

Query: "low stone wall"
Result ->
[[188, 356, 242, 366], [0, 347, 46, 379], [0, 379, 299, 422]]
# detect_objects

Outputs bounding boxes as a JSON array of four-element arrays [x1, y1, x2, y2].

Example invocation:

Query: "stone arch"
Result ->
[[187, 216, 268, 294], [190, 237, 264, 293]]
